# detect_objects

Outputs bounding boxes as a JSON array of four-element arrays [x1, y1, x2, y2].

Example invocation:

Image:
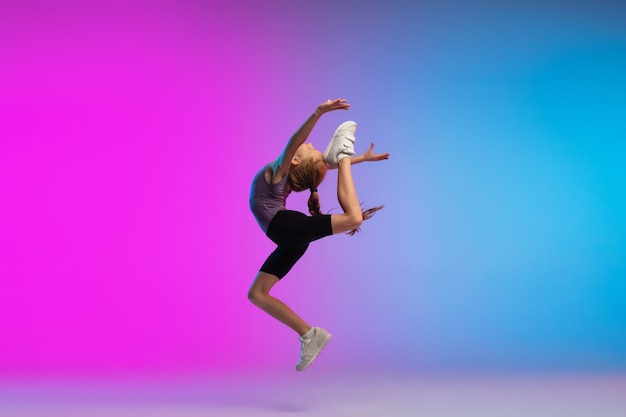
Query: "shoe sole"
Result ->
[[296, 333, 332, 372], [334, 120, 357, 134]]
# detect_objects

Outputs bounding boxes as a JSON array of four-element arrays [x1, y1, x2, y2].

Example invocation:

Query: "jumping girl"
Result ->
[[248, 98, 389, 371]]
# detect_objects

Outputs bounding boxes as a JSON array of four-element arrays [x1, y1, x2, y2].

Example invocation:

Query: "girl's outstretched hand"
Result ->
[[362, 142, 390, 162], [316, 98, 351, 115]]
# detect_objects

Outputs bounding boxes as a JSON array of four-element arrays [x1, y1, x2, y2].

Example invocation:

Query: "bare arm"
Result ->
[[272, 99, 351, 180], [328, 142, 390, 169]]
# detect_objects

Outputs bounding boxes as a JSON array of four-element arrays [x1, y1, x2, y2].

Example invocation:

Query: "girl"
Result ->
[[248, 98, 389, 371]]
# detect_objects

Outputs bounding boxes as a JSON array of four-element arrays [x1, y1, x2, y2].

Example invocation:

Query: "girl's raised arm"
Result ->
[[272, 99, 350, 179]]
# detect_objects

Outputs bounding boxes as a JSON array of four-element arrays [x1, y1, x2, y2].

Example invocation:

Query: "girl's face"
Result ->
[[293, 143, 323, 165]]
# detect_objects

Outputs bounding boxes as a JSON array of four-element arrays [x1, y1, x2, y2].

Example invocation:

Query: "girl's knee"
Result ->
[[248, 287, 264, 305], [248, 271, 279, 304], [344, 214, 362, 231], [351, 212, 363, 228], [248, 282, 270, 305]]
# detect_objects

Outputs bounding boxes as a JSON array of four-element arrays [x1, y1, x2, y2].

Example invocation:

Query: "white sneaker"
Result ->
[[296, 327, 332, 371], [323, 121, 357, 167]]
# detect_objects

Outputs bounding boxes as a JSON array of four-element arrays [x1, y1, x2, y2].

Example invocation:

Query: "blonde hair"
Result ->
[[288, 157, 327, 216], [288, 157, 383, 235]]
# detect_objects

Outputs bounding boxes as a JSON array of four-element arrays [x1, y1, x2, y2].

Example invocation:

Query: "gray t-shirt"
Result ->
[[249, 164, 291, 233]]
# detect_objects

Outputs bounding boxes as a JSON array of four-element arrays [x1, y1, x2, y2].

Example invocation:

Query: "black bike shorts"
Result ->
[[259, 210, 333, 279]]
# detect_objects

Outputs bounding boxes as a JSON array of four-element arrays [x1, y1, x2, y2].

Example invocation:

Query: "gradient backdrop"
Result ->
[[1, 0, 625, 379]]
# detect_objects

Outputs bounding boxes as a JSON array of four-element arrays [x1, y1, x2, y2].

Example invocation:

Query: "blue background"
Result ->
[[267, 0, 626, 372]]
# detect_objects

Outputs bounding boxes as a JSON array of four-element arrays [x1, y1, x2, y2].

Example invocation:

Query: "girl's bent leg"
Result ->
[[248, 271, 312, 336], [331, 157, 363, 234]]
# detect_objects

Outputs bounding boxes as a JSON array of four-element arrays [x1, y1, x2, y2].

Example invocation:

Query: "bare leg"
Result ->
[[331, 158, 363, 234], [248, 272, 312, 336]]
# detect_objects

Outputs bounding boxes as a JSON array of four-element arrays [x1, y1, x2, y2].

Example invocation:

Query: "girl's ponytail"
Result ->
[[288, 158, 328, 216], [308, 188, 322, 216]]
